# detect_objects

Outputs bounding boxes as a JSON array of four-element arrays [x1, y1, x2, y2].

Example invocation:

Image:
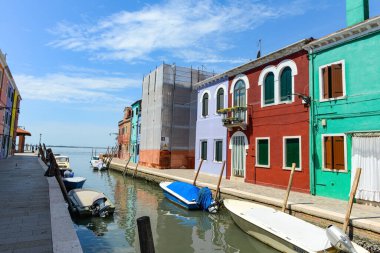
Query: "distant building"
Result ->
[[305, 0, 380, 203], [130, 99, 142, 163], [118, 107, 132, 159], [0, 50, 21, 159], [193, 77, 228, 177], [140, 64, 214, 169]]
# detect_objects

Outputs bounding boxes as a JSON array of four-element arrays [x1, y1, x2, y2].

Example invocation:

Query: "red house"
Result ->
[[118, 107, 132, 159], [218, 39, 312, 193]]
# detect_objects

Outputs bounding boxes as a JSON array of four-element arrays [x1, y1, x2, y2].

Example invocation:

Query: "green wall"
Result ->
[[310, 31, 380, 200]]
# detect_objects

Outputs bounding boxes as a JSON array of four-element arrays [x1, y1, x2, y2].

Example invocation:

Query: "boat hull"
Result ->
[[63, 177, 86, 191], [160, 182, 199, 210]]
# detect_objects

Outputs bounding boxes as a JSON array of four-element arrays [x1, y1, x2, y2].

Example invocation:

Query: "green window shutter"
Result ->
[[202, 93, 209, 116], [201, 141, 207, 160], [215, 140, 222, 162], [258, 139, 269, 165], [217, 88, 224, 111], [280, 67, 292, 101], [264, 73, 275, 104], [285, 138, 300, 168]]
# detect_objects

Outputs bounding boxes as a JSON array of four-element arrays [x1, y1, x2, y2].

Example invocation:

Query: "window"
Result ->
[[214, 140, 223, 162], [280, 67, 292, 102], [284, 137, 300, 169], [264, 73, 275, 105], [200, 140, 207, 160], [202, 93, 209, 117], [321, 62, 344, 100], [233, 80, 245, 107], [216, 88, 224, 112], [256, 138, 269, 167], [323, 135, 346, 170], [138, 124, 141, 134]]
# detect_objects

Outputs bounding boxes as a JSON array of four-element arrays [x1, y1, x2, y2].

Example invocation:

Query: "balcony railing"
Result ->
[[217, 106, 247, 130]]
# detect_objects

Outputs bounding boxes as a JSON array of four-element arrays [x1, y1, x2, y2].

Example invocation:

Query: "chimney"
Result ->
[[346, 0, 369, 27]]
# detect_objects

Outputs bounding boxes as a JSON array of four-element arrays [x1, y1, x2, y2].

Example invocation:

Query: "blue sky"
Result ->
[[1, 0, 379, 147]]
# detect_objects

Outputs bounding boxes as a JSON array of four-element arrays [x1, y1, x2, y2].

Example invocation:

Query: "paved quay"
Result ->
[[110, 158, 380, 245], [0, 154, 82, 253]]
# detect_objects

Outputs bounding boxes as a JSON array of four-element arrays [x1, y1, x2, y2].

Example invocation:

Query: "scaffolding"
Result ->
[[140, 64, 214, 168]]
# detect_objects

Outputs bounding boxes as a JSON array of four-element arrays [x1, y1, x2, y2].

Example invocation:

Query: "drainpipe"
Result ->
[[309, 48, 316, 195]]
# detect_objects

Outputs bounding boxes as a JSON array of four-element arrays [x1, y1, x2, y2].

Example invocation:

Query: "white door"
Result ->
[[232, 135, 245, 177]]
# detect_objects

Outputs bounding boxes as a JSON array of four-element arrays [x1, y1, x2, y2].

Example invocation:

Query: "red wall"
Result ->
[[226, 51, 310, 193]]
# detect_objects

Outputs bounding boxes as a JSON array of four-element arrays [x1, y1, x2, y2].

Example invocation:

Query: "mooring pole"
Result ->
[[282, 163, 296, 212], [123, 156, 132, 176], [193, 159, 203, 186], [137, 216, 155, 253], [343, 168, 362, 233], [215, 161, 226, 200]]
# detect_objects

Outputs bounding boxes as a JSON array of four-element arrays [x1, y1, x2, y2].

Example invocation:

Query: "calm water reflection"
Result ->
[[53, 147, 279, 253]]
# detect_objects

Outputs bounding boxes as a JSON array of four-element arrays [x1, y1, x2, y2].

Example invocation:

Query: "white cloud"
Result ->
[[14, 72, 140, 104], [48, 0, 317, 63]]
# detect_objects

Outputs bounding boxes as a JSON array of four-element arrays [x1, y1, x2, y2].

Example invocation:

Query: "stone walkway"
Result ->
[[0, 154, 82, 253], [110, 158, 380, 243]]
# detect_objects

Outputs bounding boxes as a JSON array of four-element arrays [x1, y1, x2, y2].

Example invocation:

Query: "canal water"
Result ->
[[53, 147, 279, 253]]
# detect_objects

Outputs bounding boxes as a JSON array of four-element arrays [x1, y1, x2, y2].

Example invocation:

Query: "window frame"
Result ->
[[200, 140, 208, 161], [216, 87, 224, 113], [264, 72, 275, 105], [282, 136, 302, 171], [214, 139, 223, 163], [255, 137, 270, 168], [319, 60, 346, 102], [279, 67, 293, 102], [321, 134, 347, 172]]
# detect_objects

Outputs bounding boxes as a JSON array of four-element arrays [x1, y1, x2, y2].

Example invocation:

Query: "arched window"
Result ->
[[264, 72, 275, 105], [280, 67, 292, 102], [216, 88, 224, 112], [202, 93, 209, 117], [233, 80, 246, 107]]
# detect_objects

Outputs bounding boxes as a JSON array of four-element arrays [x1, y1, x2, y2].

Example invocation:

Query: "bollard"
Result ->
[[137, 216, 155, 253]]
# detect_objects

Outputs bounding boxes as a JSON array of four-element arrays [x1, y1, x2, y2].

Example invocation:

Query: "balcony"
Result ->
[[217, 106, 247, 130]]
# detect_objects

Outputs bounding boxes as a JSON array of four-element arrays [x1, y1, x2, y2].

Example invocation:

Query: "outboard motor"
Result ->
[[326, 225, 358, 253], [91, 194, 111, 218]]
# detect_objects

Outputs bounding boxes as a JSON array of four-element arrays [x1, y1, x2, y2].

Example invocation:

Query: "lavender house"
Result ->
[[194, 77, 228, 176]]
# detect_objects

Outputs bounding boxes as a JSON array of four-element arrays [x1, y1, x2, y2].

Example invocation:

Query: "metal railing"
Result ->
[[217, 106, 247, 128]]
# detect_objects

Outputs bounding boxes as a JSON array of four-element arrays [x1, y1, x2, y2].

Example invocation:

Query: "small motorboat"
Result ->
[[68, 189, 115, 218], [55, 155, 71, 169], [224, 199, 368, 253], [159, 181, 218, 213], [63, 176, 86, 191], [90, 155, 106, 170]]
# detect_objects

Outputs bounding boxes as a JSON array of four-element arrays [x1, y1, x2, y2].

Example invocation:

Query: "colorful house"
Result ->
[[118, 107, 132, 160], [130, 99, 141, 163], [0, 50, 20, 159], [193, 77, 228, 176], [305, 0, 380, 202], [200, 39, 312, 192]]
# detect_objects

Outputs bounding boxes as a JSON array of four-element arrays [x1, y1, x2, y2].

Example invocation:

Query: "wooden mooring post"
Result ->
[[343, 168, 362, 233], [215, 161, 226, 201], [137, 216, 155, 253], [193, 159, 203, 186], [122, 156, 132, 176], [282, 163, 296, 212]]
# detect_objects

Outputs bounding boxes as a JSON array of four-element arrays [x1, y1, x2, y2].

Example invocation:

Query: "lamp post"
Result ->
[[39, 133, 42, 144]]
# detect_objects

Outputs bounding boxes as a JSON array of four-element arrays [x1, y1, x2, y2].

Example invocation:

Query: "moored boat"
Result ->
[[63, 176, 86, 191], [159, 181, 218, 213], [55, 155, 71, 169], [68, 189, 115, 218], [224, 199, 368, 253], [90, 155, 106, 170]]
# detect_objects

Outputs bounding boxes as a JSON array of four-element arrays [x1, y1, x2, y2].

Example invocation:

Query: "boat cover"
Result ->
[[166, 182, 199, 202]]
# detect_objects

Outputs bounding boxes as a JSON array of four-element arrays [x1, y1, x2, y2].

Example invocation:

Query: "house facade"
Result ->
[[118, 107, 132, 160], [194, 77, 228, 176], [305, 1, 380, 202], [130, 99, 141, 163], [0, 50, 20, 159], [139, 64, 213, 169]]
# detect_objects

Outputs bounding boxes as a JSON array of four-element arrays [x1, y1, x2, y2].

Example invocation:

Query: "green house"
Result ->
[[130, 99, 142, 163], [305, 0, 380, 203]]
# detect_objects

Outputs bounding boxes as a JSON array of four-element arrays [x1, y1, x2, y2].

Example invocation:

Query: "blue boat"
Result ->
[[63, 176, 86, 191], [159, 181, 218, 213]]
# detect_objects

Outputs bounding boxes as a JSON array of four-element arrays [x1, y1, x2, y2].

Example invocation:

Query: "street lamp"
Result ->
[[39, 133, 42, 144]]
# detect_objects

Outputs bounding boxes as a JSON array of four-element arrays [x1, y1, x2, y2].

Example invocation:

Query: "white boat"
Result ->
[[55, 155, 71, 169], [224, 199, 368, 253], [68, 189, 115, 218], [90, 155, 106, 170]]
